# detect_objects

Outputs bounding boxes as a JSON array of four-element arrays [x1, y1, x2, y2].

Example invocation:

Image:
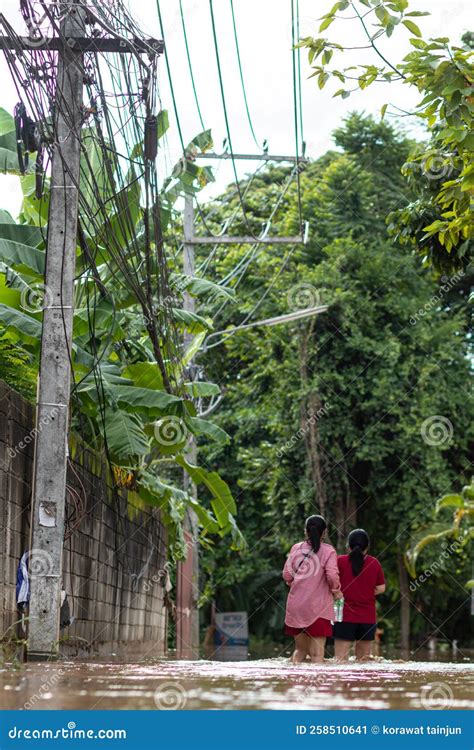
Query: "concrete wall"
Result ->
[[0, 380, 167, 656]]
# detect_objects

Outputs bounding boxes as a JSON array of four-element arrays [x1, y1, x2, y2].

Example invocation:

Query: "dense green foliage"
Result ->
[[197, 114, 473, 645], [0, 107, 242, 559], [298, 2, 474, 272], [406, 477, 474, 585]]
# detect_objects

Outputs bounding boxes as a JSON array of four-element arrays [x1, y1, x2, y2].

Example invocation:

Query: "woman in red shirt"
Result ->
[[283, 515, 342, 663], [333, 528, 386, 661]]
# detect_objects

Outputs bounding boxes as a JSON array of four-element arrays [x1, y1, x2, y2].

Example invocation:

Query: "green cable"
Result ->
[[291, 0, 304, 226], [156, 0, 186, 151], [291, 0, 300, 159], [209, 0, 256, 236], [229, 0, 261, 150], [179, 0, 206, 131], [295, 0, 304, 147]]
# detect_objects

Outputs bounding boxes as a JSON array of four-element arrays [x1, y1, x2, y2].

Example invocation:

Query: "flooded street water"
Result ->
[[1, 657, 472, 711]]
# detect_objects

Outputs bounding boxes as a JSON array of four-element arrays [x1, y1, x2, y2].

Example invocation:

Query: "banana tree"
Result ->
[[405, 477, 474, 587], [0, 105, 242, 559]]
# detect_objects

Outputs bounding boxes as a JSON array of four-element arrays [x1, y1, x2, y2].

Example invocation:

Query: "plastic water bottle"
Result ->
[[334, 597, 344, 623]]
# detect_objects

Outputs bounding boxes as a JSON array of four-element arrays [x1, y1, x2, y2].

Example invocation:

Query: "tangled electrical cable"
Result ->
[[0, 1, 187, 565], [1, 0, 181, 393]]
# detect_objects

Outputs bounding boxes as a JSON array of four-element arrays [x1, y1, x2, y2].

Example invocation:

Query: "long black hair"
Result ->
[[347, 528, 369, 576], [305, 515, 327, 553]]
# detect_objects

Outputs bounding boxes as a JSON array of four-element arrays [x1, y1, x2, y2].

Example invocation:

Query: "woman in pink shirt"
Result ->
[[283, 515, 341, 663]]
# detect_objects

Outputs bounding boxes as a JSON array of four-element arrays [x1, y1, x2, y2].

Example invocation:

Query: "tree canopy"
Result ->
[[197, 113, 473, 644], [298, 2, 474, 272]]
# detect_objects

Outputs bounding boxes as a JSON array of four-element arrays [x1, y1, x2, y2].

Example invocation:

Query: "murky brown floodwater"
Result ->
[[1, 657, 473, 710]]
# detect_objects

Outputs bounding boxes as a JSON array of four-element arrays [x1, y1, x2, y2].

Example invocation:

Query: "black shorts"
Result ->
[[333, 621, 377, 641]]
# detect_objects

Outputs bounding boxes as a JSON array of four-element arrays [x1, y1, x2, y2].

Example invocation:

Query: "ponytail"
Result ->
[[305, 515, 327, 553], [347, 528, 369, 576]]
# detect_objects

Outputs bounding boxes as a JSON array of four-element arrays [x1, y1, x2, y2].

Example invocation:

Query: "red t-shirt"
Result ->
[[337, 554, 385, 623]]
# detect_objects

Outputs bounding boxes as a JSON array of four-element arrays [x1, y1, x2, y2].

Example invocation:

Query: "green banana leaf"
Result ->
[[99, 407, 150, 462], [175, 454, 237, 529], [184, 381, 220, 398], [122, 361, 164, 391], [405, 522, 457, 577], [436, 493, 464, 512], [0, 222, 43, 248], [187, 416, 230, 445], [108, 384, 183, 417], [171, 307, 213, 334], [0, 237, 45, 276], [172, 274, 235, 302], [0, 302, 41, 346], [0, 108, 14, 136]]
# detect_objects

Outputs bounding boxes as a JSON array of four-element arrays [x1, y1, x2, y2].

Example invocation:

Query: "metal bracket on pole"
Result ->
[[190, 152, 309, 245], [194, 152, 308, 163], [0, 35, 164, 54], [186, 225, 309, 245]]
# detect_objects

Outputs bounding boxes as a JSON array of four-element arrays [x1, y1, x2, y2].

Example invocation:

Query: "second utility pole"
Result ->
[[176, 191, 200, 659]]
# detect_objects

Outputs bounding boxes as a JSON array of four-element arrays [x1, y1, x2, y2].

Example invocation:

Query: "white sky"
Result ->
[[0, 0, 471, 216]]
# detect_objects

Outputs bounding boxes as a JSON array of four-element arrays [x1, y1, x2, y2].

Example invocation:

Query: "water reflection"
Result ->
[[1, 655, 472, 711]]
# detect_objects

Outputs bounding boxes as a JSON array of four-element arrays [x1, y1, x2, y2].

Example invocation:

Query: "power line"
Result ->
[[207, 304, 329, 341], [156, 0, 185, 150], [291, 0, 304, 226], [229, 0, 261, 150], [209, 0, 266, 241], [295, 0, 304, 146], [179, 0, 206, 130]]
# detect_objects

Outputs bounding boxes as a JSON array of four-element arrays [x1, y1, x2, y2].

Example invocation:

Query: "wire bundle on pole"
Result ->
[[0, 0, 189, 545]]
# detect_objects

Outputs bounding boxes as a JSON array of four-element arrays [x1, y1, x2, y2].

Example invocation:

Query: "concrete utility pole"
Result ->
[[176, 191, 200, 659], [27, 0, 86, 662], [0, 1, 163, 661]]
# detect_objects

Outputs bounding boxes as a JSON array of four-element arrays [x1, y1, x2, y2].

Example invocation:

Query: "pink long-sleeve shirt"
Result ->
[[283, 540, 341, 627]]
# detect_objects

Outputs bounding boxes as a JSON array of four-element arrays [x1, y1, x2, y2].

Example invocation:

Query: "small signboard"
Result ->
[[213, 611, 249, 661]]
